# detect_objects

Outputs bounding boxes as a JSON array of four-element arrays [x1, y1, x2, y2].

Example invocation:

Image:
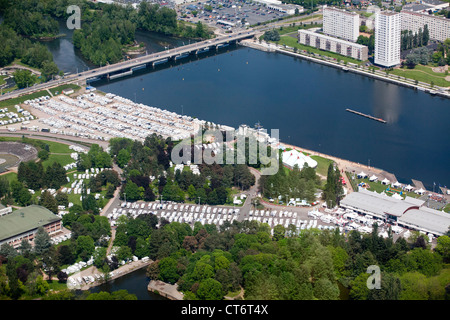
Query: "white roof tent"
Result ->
[[357, 171, 367, 178], [340, 188, 449, 236], [281, 149, 317, 170]]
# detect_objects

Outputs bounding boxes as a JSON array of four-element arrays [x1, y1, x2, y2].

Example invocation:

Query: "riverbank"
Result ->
[[240, 40, 450, 99], [147, 280, 184, 300], [67, 258, 153, 291]]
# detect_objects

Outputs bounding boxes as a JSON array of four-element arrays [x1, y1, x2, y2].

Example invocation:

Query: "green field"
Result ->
[[348, 175, 421, 199], [276, 23, 323, 36], [0, 171, 17, 183], [42, 154, 75, 169], [310, 155, 334, 177], [48, 84, 81, 96], [0, 90, 49, 108], [390, 64, 450, 87]]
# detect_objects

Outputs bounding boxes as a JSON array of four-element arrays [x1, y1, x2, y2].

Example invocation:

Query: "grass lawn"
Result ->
[[390, 64, 450, 87], [276, 36, 364, 65], [0, 171, 17, 183], [44, 140, 73, 154], [42, 154, 75, 169], [348, 176, 421, 199], [277, 23, 323, 36], [0, 89, 49, 108], [310, 155, 334, 177], [46, 279, 69, 292], [443, 203, 450, 213], [48, 84, 81, 97]]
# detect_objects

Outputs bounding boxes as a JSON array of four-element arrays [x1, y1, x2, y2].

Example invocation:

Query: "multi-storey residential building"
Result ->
[[400, 10, 450, 42], [323, 7, 360, 42], [298, 29, 369, 61], [374, 11, 401, 68]]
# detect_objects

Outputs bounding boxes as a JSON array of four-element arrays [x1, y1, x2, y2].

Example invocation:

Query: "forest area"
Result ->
[[0, 0, 212, 70], [0, 131, 450, 300]]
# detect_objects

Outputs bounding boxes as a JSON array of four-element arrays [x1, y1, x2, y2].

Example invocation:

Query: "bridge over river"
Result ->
[[0, 30, 257, 101], [85, 30, 257, 83]]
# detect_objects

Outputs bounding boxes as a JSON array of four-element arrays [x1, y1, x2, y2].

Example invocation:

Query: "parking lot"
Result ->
[[178, 0, 294, 32]]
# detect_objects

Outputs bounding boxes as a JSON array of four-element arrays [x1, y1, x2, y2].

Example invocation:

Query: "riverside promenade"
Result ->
[[240, 40, 450, 99]]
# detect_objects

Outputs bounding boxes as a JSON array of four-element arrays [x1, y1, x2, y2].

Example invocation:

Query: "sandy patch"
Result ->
[[432, 65, 448, 73]]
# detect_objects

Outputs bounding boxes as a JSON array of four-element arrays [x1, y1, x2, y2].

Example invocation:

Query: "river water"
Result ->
[[95, 46, 450, 190], [44, 26, 449, 194], [88, 268, 167, 300]]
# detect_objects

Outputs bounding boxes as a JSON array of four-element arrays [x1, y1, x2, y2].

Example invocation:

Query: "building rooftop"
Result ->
[[324, 6, 359, 16], [298, 29, 368, 49], [379, 11, 400, 16], [403, 3, 434, 12], [341, 188, 450, 235], [421, 0, 447, 6], [0, 205, 61, 242]]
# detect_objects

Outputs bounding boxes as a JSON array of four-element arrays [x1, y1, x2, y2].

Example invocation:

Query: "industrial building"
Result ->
[[340, 188, 450, 237], [0, 205, 62, 249]]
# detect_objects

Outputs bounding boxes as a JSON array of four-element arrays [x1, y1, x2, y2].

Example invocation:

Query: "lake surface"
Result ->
[[43, 25, 450, 191]]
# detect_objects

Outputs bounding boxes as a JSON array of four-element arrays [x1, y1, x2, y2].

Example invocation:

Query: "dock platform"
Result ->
[[411, 179, 426, 191], [346, 108, 386, 123]]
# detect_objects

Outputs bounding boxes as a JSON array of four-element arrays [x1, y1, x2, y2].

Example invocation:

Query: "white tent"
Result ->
[[415, 188, 425, 195], [392, 193, 403, 200], [369, 175, 378, 182], [392, 181, 402, 188], [405, 184, 413, 191], [358, 171, 367, 178], [281, 149, 317, 170], [381, 178, 390, 185]]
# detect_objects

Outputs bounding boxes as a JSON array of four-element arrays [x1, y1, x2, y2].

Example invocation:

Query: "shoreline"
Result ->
[[240, 40, 450, 100], [68, 259, 153, 291]]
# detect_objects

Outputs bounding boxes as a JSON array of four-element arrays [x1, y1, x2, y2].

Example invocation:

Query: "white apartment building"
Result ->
[[322, 7, 360, 42], [375, 11, 401, 68], [400, 10, 450, 42], [298, 29, 369, 61]]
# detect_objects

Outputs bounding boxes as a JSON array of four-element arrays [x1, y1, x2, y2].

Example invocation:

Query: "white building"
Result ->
[[281, 149, 317, 170], [322, 7, 360, 42], [298, 29, 369, 61], [400, 10, 450, 42], [374, 11, 401, 68]]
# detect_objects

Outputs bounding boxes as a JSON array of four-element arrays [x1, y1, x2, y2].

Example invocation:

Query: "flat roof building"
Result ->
[[323, 7, 360, 42], [374, 11, 401, 68], [0, 205, 62, 249], [298, 29, 369, 61], [400, 10, 450, 42], [340, 188, 450, 236]]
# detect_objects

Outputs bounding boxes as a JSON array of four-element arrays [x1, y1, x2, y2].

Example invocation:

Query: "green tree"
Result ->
[[158, 257, 180, 284], [196, 278, 224, 300], [13, 69, 36, 89], [117, 149, 131, 168], [34, 227, 52, 256], [124, 181, 141, 201], [39, 190, 58, 214], [76, 235, 95, 261]]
